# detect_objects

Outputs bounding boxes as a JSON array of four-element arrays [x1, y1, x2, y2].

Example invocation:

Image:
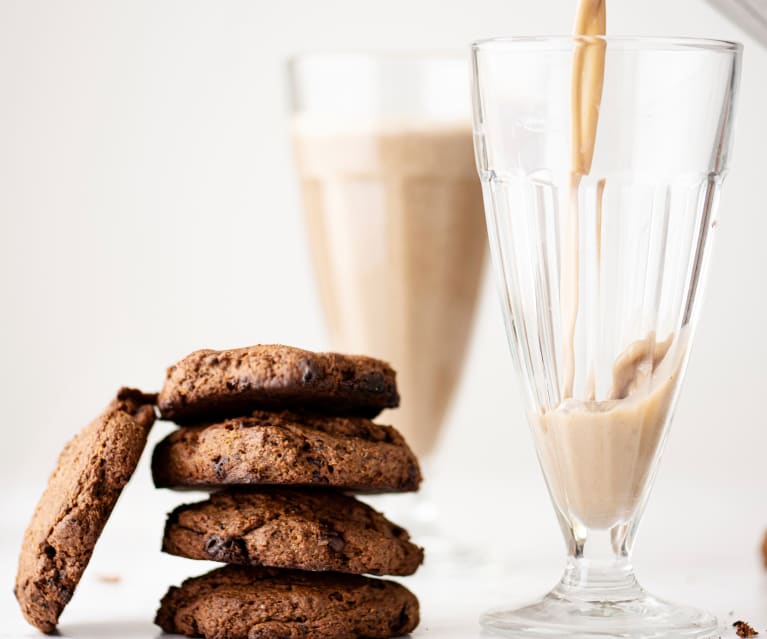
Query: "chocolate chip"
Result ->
[[310, 469, 328, 483], [318, 531, 345, 553], [204, 534, 224, 553], [390, 605, 411, 632], [298, 358, 320, 384], [212, 456, 229, 480], [204, 535, 248, 563], [360, 370, 386, 391]]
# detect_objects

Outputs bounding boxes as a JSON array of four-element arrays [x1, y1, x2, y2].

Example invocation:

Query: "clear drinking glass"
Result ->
[[288, 53, 486, 470], [288, 53, 487, 558], [472, 37, 741, 637]]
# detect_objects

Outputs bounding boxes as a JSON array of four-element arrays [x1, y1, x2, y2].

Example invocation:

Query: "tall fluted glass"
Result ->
[[472, 37, 741, 637], [289, 54, 486, 459], [289, 54, 487, 559]]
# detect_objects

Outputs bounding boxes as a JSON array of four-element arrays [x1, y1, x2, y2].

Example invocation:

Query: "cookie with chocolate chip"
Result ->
[[155, 565, 419, 639], [15, 389, 156, 633], [151, 410, 421, 493], [157, 344, 399, 423], [162, 488, 423, 576]]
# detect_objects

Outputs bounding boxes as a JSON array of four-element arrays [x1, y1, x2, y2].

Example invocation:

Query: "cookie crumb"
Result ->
[[733, 620, 758, 638], [96, 574, 121, 584]]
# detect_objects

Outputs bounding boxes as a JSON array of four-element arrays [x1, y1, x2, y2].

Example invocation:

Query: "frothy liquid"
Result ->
[[293, 121, 487, 457], [533, 0, 685, 530]]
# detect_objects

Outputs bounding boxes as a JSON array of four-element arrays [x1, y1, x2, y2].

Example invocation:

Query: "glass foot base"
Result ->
[[481, 589, 718, 639]]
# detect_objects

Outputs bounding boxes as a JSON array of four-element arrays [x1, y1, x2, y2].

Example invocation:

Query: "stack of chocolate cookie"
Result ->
[[151, 345, 423, 639]]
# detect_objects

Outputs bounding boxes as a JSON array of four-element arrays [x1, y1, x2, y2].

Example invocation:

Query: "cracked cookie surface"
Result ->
[[158, 344, 399, 423], [151, 410, 421, 493], [155, 564, 419, 639], [162, 488, 423, 575], [15, 389, 156, 633]]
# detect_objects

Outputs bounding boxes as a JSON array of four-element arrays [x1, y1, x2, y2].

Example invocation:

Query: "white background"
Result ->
[[0, 0, 766, 635]]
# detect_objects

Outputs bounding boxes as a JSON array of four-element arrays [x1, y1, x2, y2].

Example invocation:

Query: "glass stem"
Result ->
[[554, 525, 644, 603]]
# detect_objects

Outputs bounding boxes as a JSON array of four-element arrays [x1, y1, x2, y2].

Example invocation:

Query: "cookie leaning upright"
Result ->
[[15, 388, 156, 633], [157, 344, 400, 423]]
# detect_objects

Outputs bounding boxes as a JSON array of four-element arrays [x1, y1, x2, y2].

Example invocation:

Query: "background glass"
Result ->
[[289, 53, 487, 461], [473, 36, 741, 637]]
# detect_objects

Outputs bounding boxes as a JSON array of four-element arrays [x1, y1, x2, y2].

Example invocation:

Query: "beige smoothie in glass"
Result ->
[[290, 55, 487, 458]]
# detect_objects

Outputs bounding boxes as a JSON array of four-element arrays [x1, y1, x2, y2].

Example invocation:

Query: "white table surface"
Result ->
[[2, 454, 765, 639], [2, 525, 766, 639]]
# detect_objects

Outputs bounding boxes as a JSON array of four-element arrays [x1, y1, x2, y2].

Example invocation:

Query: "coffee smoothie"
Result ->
[[533, 332, 686, 530], [293, 120, 487, 457], [532, 0, 687, 531]]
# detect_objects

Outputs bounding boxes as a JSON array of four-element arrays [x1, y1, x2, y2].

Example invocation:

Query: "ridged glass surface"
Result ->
[[483, 170, 721, 534], [483, 171, 719, 412]]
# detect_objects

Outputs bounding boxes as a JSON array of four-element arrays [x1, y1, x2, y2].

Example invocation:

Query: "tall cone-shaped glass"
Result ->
[[472, 37, 741, 638]]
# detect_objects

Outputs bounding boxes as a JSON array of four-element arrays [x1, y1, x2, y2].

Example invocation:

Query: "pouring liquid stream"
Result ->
[[561, 0, 606, 400], [536, 0, 687, 533]]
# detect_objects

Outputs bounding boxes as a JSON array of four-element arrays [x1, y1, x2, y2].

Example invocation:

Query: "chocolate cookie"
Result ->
[[155, 565, 419, 639], [157, 344, 399, 422], [762, 530, 767, 568], [151, 410, 421, 493], [15, 388, 156, 633], [162, 488, 423, 576]]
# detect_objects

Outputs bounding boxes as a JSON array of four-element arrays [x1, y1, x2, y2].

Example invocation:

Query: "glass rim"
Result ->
[[471, 35, 742, 53]]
